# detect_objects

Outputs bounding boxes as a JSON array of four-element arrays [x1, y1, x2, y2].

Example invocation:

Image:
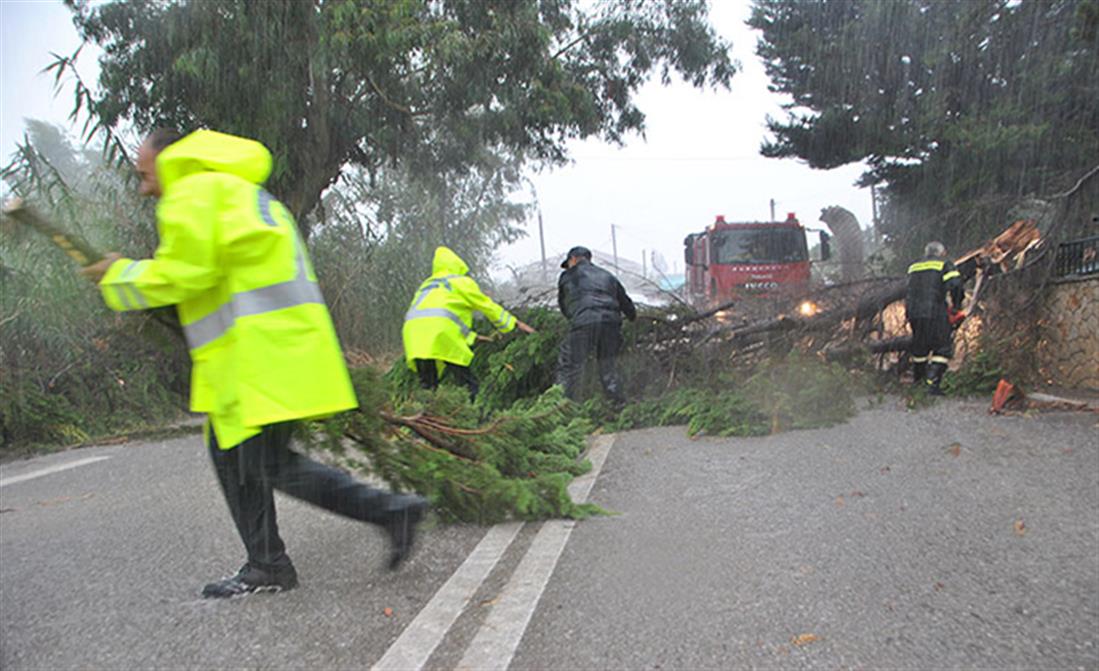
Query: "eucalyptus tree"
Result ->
[[64, 0, 736, 234]]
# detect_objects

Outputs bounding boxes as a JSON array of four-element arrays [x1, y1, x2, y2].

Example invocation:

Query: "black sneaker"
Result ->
[[385, 495, 429, 570], [201, 563, 299, 598]]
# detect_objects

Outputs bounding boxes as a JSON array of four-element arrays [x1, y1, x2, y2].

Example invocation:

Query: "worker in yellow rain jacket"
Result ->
[[402, 246, 535, 397], [81, 129, 427, 598]]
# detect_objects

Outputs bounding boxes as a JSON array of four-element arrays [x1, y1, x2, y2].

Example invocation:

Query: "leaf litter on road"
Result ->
[[36, 493, 95, 507]]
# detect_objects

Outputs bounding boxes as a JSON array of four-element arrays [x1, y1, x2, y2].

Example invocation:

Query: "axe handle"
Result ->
[[3, 198, 184, 341], [3, 198, 104, 266]]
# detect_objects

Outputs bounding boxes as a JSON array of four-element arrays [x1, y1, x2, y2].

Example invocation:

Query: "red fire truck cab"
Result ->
[[683, 213, 830, 306]]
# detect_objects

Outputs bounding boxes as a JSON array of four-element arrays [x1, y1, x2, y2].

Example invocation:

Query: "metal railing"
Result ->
[[1054, 235, 1099, 278]]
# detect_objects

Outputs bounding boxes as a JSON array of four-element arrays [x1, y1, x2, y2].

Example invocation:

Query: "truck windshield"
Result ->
[[712, 228, 808, 264]]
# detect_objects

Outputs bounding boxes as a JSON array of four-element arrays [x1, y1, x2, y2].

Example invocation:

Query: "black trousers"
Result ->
[[556, 321, 625, 403], [908, 314, 953, 364], [208, 422, 397, 571], [414, 359, 479, 398]]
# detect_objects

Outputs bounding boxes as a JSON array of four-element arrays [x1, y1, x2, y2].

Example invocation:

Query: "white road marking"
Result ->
[[371, 521, 524, 671], [456, 433, 616, 671], [0, 456, 111, 488], [371, 434, 616, 671]]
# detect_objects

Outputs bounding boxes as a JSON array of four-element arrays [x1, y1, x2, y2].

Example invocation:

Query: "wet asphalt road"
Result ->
[[1, 398, 1096, 670], [509, 401, 1098, 670]]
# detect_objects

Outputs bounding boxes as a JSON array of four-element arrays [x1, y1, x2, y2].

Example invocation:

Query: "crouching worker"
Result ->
[[905, 240, 965, 396], [556, 246, 636, 404], [402, 246, 535, 397], [81, 129, 428, 598]]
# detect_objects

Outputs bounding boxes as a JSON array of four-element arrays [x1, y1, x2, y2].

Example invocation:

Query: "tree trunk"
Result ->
[[278, 8, 345, 240], [819, 205, 865, 283]]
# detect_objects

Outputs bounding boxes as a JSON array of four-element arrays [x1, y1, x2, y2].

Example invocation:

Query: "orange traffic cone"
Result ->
[[989, 379, 1024, 414]]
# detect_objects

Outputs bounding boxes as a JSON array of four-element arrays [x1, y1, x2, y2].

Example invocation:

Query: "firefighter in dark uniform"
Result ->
[[906, 241, 965, 395], [556, 246, 636, 404]]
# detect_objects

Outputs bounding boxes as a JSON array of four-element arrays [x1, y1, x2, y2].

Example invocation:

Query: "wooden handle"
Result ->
[[3, 197, 104, 266], [3, 197, 185, 342]]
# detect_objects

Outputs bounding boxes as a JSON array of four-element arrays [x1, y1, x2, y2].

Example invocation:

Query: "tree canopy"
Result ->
[[748, 0, 1099, 256], [65, 0, 736, 230]]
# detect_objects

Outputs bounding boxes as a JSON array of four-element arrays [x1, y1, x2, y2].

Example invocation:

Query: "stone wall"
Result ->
[[1037, 278, 1099, 391]]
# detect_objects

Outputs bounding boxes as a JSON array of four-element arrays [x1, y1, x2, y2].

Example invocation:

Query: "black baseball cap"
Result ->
[[561, 246, 592, 268]]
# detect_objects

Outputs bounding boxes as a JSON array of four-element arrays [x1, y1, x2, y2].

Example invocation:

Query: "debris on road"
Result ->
[[791, 633, 819, 646], [990, 379, 1099, 415]]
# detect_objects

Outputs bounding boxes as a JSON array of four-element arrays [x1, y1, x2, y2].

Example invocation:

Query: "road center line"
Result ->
[[0, 456, 111, 488], [456, 433, 616, 671], [372, 521, 525, 671]]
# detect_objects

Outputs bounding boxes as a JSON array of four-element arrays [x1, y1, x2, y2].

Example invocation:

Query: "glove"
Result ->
[[948, 308, 966, 327]]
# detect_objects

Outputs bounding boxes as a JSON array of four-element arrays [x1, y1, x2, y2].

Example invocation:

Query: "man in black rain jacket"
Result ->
[[556, 246, 636, 404], [906, 241, 965, 395]]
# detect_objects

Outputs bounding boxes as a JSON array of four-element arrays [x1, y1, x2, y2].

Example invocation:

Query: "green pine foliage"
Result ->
[[942, 347, 1005, 396], [607, 387, 769, 437], [743, 353, 856, 432], [473, 307, 569, 412], [386, 307, 856, 441], [312, 367, 600, 524], [605, 353, 855, 437]]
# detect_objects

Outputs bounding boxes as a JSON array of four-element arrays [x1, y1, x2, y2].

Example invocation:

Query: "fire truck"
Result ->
[[683, 213, 830, 306]]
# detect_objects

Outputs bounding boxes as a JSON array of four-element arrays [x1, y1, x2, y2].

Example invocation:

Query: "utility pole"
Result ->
[[642, 248, 647, 278], [770, 198, 776, 222], [611, 223, 619, 271], [538, 207, 547, 283], [870, 185, 879, 222], [870, 184, 880, 244], [527, 179, 548, 283]]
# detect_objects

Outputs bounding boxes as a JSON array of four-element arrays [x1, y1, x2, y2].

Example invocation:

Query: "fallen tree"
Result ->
[[649, 219, 1048, 361], [310, 369, 604, 524], [4, 189, 1050, 496]]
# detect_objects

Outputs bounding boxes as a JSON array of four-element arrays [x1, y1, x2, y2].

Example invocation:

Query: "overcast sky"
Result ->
[[1, 1, 94, 163], [1, 0, 873, 279]]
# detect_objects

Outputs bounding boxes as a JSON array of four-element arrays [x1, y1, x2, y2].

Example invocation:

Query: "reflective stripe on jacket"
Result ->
[[99, 130, 357, 449], [905, 257, 964, 321], [402, 246, 516, 369]]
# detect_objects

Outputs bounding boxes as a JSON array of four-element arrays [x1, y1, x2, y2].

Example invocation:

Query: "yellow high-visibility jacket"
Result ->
[[402, 246, 516, 369], [98, 130, 357, 449]]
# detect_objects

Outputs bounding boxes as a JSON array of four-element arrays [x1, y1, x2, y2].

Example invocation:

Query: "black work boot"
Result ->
[[384, 494, 429, 570], [602, 376, 626, 411], [605, 389, 626, 413], [926, 362, 947, 396], [202, 563, 299, 598], [912, 361, 927, 383]]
